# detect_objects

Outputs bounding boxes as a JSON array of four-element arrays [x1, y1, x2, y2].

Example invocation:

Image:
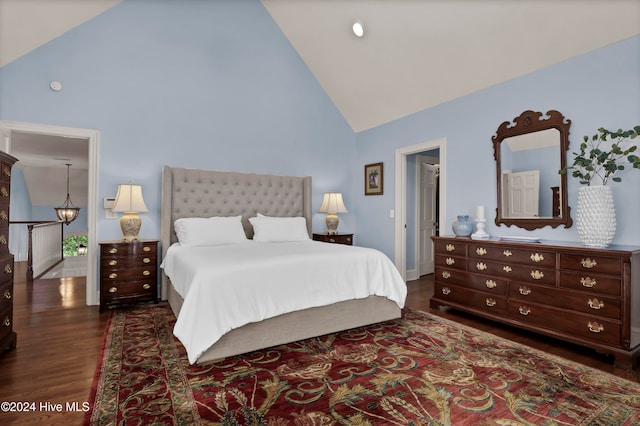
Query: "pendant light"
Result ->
[[54, 163, 80, 225]]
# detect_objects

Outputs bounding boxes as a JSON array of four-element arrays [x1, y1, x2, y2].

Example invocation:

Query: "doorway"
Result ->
[[0, 120, 99, 306], [394, 138, 446, 280]]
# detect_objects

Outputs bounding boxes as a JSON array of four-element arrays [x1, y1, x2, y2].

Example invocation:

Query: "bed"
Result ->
[[160, 166, 406, 364]]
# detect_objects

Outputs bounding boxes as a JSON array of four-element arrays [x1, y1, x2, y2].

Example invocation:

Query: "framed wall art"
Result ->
[[364, 162, 383, 195]]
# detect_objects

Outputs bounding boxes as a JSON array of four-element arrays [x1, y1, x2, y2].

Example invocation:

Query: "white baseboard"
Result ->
[[406, 269, 419, 281]]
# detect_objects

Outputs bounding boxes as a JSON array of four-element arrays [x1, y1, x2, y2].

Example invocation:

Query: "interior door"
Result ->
[[419, 162, 438, 276], [508, 170, 540, 217]]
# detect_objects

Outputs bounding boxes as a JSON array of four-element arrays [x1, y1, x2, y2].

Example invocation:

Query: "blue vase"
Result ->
[[452, 215, 474, 237]]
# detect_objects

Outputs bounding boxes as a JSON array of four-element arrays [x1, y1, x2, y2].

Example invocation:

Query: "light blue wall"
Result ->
[[355, 35, 640, 259], [0, 0, 356, 245]]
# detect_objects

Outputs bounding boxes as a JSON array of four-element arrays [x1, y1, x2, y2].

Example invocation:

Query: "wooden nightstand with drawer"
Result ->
[[312, 233, 353, 246], [99, 240, 159, 312]]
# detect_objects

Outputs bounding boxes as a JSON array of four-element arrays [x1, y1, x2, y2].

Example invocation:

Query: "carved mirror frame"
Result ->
[[493, 110, 573, 230]]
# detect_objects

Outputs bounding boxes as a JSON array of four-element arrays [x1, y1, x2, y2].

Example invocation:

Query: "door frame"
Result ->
[[0, 120, 99, 306], [394, 138, 446, 280], [415, 155, 439, 279]]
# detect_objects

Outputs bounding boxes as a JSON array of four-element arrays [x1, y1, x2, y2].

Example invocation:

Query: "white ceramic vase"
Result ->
[[576, 186, 616, 247]]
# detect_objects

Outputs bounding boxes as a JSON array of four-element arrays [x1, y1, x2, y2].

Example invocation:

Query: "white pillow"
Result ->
[[249, 214, 310, 242], [174, 216, 247, 246]]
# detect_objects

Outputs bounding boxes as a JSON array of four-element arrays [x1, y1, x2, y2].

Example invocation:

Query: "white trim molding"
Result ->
[[0, 120, 100, 306]]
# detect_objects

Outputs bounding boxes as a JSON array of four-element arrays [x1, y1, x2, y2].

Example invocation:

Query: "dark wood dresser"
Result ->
[[0, 151, 17, 355], [99, 240, 158, 312], [312, 233, 353, 245], [431, 235, 640, 369]]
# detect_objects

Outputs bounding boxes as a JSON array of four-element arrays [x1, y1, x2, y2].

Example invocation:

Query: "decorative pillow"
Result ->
[[249, 214, 310, 242], [174, 216, 247, 246]]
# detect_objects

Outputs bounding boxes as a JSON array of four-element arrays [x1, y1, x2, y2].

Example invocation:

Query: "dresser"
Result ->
[[99, 240, 158, 312], [0, 152, 17, 355], [431, 236, 640, 369], [312, 233, 353, 245]]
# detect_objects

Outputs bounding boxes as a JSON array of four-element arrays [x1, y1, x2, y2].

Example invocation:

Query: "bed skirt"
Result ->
[[167, 281, 401, 364]]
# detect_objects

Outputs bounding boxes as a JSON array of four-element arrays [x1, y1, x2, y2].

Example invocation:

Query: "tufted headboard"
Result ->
[[160, 166, 312, 298]]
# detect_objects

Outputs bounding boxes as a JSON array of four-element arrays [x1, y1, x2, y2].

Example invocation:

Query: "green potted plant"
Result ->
[[560, 125, 640, 247]]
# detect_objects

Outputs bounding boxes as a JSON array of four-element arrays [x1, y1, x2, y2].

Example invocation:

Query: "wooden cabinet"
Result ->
[[99, 240, 158, 312], [431, 236, 640, 369], [0, 151, 17, 356], [313, 233, 353, 245]]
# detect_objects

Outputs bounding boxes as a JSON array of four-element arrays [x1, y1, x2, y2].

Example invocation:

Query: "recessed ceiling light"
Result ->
[[352, 21, 364, 38]]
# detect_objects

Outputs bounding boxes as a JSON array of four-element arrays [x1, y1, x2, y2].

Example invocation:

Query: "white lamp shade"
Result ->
[[112, 184, 148, 213], [319, 193, 347, 214]]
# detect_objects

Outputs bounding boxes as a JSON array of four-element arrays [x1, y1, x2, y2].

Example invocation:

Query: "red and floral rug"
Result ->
[[85, 304, 640, 425]]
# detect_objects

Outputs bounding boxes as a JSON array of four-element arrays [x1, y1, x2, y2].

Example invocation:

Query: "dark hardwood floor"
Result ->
[[0, 264, 637, 425]]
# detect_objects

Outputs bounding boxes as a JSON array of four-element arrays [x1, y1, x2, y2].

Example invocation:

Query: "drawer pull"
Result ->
[[519, 306, 531, 316], [109, 248, 118, 254], [530, 270, 544, 280], [0, 210, 7, 220], [109, 260, 117, 266], [442, 287, 451, 295], [519, 286, 531, 296], [0, 187, 8, 197], [485, 279, 497, 289], [503, 250, 512, 257], [109, 286, 117, 293], [445, 257, 455, 265], [143, 246, 151, 252], [143, 258, 151, 264], [2, 167, 10, 177], [143, 270, 151, 276], [588, 322, 604, 333], [109, 273, 117, 279], [502, 265, 512, 273], [3, 316, 10, 327], [486, 298, 496, 307], [4, 264, 11, 274], [530, 253, 544, 262], [329, 238, 336, 243], [3, 289, 11, 299], [445, 244, 455, 252], [142, 283, 151, 290], [476, 247, 487, 256], [581, 258, 597, 269], [588, 298, 604, 310], [0, 235, 6, 245], [580, 277, 597, 288], [441, 271, 451, 279], [476, 262, 487, 271]]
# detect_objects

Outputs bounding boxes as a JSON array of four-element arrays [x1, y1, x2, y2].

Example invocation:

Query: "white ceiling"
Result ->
[[2, 0, 639, 204]]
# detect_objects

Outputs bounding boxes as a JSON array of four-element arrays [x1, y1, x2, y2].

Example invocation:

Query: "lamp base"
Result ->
[[120, 212, 141, 242], [325, 213, 339, 235]]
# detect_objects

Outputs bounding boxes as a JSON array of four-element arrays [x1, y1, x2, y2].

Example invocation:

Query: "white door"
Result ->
[[508, 170, 540, 217], [419, 162, 438, 276]]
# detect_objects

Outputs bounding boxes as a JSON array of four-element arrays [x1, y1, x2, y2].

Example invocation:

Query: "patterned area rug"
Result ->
[[85, 304, 640, 425]]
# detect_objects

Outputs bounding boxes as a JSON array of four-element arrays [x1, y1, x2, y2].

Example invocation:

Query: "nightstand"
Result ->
[[312, 233, 353, 246], [99, 240, 158, 312]]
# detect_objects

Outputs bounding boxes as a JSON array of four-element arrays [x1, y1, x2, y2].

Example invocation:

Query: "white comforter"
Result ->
[[161, 240, 407, 364]]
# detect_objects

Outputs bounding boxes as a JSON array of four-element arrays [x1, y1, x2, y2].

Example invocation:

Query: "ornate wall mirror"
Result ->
[[493, 110, 573, 230]]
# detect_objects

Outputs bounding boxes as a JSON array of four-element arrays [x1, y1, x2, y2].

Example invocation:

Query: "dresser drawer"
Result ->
[[507, 302, 621, 347], [434, 282, 507, 315], [101, 280, 156, 298], [434, 239, 466, 256], [101, 266, 156, 283], [100, 242, 157, 257], [560, 254, 621, 275], [0, 305, 13, 342], [435, 267, 470, 287], [0, 255, 13, 286], [435, 254, 466, 271], [101, 254, 156, 269], [469, 243, 556, 268], [509, 283, 621, 320], [559, 271, 621, 297], [0, 161, 12, 184], [468, 259, 556, 286], [0, 281, 12, 312]]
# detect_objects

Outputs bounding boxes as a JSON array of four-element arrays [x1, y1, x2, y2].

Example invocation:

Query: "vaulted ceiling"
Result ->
[[2, 0, 639, 205]]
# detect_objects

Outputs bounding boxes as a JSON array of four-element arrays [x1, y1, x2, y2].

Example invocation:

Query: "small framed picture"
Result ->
[[364, 162, 383, 195]]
